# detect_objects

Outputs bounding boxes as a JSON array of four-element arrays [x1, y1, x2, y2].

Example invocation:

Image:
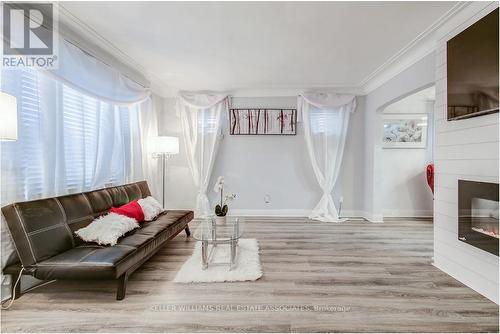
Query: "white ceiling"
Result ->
[[61, 2, 458, 96]]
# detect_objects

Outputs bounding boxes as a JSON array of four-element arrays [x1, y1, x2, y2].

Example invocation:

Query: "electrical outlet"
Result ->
[[264, 194, 271, 204]]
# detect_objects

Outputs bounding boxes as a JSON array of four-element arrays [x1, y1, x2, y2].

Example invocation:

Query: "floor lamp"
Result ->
[[152, 136, 179, 208]]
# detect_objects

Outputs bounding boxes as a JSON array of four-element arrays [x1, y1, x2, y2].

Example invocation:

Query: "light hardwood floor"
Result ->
[[1, 218, 498, 332]]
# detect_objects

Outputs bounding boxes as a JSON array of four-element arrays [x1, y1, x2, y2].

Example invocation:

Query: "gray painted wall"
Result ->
[[362, 52, 436, 221], [158, 96, 366, 217]]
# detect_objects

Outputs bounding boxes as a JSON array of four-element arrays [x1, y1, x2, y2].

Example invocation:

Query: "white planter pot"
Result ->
[[215, 216, 227, 225]]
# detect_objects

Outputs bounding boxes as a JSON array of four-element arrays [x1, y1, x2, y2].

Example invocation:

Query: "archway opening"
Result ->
[[380, 86, 435, 219]]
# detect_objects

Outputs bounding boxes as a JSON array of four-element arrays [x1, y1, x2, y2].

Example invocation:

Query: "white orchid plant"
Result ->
[[213, 176, 236, 217]]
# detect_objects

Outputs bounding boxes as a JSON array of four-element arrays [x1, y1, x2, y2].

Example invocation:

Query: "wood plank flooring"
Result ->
[[1, 218, 498, 332]]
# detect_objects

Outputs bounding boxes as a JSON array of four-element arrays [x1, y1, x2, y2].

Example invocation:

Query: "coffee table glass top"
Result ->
[[193, 216, 245, 242]]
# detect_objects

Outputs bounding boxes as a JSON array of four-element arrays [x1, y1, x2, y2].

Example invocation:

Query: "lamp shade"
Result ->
[[0, 91, 18, 141], [151, 136, 179, 155]]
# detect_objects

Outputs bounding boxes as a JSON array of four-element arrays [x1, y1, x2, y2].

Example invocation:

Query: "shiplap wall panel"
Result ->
[[434, 212, 457, 234], [434, 198, 458, 217], [435, 106, 447, 121], [435, 173, 499, 190], [435, 142, 499, 160], [433, 186, 456, 203], [435, 124, 499, 146], [435, 230, 499, 270], [434, 173, 458, 189], [436, 114, 499, 133], [434, 250, 499, 303], [435, 104, 447, 120], [433, 2, 499, 304], [436, 159, 499, 177], [435, 64, 447, 83]]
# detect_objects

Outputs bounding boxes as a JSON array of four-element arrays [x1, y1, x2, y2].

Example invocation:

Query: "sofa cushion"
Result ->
[[34, 244, 136, 280], [107, 187, 130, 207], [85, 189, 113, 216], [34, 210, 193, 280], [118, 210, 192, 248], [135, 211, 192, 238], [123, 183, 143, 202], [58, 193, 94, 233], [1, 199, 75, 267], [118, 233, 155, 248]]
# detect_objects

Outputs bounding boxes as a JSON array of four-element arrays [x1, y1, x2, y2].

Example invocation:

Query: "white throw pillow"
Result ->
[[75, 213, 139, 246], [138, 196, 164, 221]]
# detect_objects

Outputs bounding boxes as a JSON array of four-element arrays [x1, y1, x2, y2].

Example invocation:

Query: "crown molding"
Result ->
[[226, 86, 363, 98], [57, 3, 170, 97], [358, 2, 471, 95], [58, 5, 144, 72], [159, 85, 363, 98]]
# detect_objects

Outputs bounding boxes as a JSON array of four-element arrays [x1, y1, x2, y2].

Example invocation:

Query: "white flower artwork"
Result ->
[[382, 114, 428, 148]]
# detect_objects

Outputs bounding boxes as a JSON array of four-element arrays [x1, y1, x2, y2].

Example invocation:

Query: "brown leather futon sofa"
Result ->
[[1, 181, 193, 300]]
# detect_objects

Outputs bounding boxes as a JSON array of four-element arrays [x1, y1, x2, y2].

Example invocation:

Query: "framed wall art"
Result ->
[[382, 114, 428, 148], [229, 108, 297, 135]]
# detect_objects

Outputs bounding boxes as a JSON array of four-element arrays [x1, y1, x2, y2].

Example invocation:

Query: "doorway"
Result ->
[[380, 86, 435, 218]]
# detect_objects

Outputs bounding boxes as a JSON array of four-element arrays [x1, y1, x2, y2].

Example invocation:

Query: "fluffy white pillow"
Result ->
[[75, 213, 139, 246], [138, 196, 164, 221]]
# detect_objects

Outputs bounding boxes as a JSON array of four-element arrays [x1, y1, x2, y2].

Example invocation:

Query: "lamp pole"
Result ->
[[152, 136, 179, 209], [162, 153, 168, 209]]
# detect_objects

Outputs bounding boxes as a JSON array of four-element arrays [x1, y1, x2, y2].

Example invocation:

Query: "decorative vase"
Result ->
[[216, 215, 227, 225]]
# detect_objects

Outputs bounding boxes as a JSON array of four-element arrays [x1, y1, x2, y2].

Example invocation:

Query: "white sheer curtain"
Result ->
[[177, 92, 227, 218], [299, 92, 357, 223], [138, 95, 162, 200], [44, 41, 150, 105]]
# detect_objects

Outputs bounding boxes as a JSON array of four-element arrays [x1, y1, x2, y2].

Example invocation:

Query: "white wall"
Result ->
[[158, 96, 366, 217], [363, 52, 436, 222], [381, 88, 435, 217], [433, 3, 499, 304]]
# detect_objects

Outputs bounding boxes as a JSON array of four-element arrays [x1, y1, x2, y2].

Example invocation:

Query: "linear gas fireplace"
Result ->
[[458, 180, 499, 256]]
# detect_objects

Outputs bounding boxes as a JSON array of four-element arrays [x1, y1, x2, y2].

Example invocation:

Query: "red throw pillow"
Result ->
[[109, 200, 145, 222]]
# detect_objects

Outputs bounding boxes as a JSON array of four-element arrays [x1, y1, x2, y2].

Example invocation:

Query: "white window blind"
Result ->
[[309, 106, 342, 135], [1, 68, 141, 202], [1, 70, 45, 199]]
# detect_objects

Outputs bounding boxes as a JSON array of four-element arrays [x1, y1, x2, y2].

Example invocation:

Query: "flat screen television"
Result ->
[[447, 8, 499, 121]]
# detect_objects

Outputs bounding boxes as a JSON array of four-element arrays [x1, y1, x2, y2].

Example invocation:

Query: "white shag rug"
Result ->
[[174, 238, 262, 283]]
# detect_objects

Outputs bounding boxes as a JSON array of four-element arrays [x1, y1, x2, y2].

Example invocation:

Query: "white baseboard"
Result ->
[[382, 209, 433, 218], [230, 209, 310, 217], [230, 209, 430, 223], [229, 209, 387, 223]]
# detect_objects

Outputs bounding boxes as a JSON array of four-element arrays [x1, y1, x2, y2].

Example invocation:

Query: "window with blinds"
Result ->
[[1, 69, 45, 200], [0, 68, 139, 202], [309, 106, 342, 135]]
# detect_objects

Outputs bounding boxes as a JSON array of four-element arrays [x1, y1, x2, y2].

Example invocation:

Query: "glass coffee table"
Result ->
[[193, 216, 245, 270]]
